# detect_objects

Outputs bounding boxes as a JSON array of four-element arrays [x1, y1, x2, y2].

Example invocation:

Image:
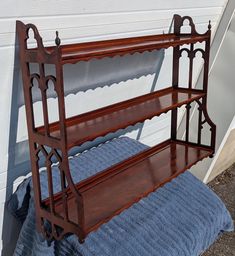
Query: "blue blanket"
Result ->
[[8, 137, 234, 256]]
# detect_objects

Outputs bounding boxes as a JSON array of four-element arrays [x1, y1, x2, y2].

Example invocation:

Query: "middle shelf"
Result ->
[[37, 87, 205, 148]]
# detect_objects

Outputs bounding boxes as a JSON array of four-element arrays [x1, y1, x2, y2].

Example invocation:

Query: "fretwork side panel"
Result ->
[[16, 21, 85, 241]]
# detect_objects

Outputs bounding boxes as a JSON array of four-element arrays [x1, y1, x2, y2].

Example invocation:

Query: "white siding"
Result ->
[[0, 1, 227, 254], [203, 4, 235, 182]]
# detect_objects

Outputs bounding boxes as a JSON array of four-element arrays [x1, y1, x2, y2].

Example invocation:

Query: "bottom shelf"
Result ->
[[46, 140, 213, 235]]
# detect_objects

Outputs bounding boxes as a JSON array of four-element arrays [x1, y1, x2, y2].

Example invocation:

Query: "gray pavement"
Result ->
[[204, 164, 235, 255]]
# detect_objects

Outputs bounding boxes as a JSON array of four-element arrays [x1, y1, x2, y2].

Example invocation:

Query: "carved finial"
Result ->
[[208, 20, 211, 30], [55, 31, 61, 46]]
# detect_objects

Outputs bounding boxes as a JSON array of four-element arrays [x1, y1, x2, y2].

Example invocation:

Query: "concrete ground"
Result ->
[[203, 164, 235, 255]]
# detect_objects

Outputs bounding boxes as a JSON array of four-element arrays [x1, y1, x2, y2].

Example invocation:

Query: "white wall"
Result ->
[[206, 120, 235, 182], [204, 7, 235, 182], [0, 1, 227, 254], [204, 10, 235, 182]]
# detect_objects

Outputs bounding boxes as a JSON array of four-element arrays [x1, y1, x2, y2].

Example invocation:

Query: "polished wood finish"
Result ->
[[16, 14, 216, 243], [37, 87, 205, 148], [44, 140, 212, 235], [44, 34, 209, 64]]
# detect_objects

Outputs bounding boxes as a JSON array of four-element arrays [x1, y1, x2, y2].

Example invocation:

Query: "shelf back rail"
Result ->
[[16, 21, 85, 242]]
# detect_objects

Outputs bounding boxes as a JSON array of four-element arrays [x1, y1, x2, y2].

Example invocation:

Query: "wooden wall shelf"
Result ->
[[17, 14, 216, 243]]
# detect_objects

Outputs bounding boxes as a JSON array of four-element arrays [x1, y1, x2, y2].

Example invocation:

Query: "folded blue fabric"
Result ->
[[9, 137, 234, 256]]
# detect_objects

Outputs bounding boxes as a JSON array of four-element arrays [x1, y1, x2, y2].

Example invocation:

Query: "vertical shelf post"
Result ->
[[171, 15, 181, 140]]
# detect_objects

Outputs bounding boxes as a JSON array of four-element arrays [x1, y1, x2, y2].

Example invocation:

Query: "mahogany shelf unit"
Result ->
[[17, 14, 216, 243]]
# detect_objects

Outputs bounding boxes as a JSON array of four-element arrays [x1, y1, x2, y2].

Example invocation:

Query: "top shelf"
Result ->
[[45, 33, 209, 64]]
